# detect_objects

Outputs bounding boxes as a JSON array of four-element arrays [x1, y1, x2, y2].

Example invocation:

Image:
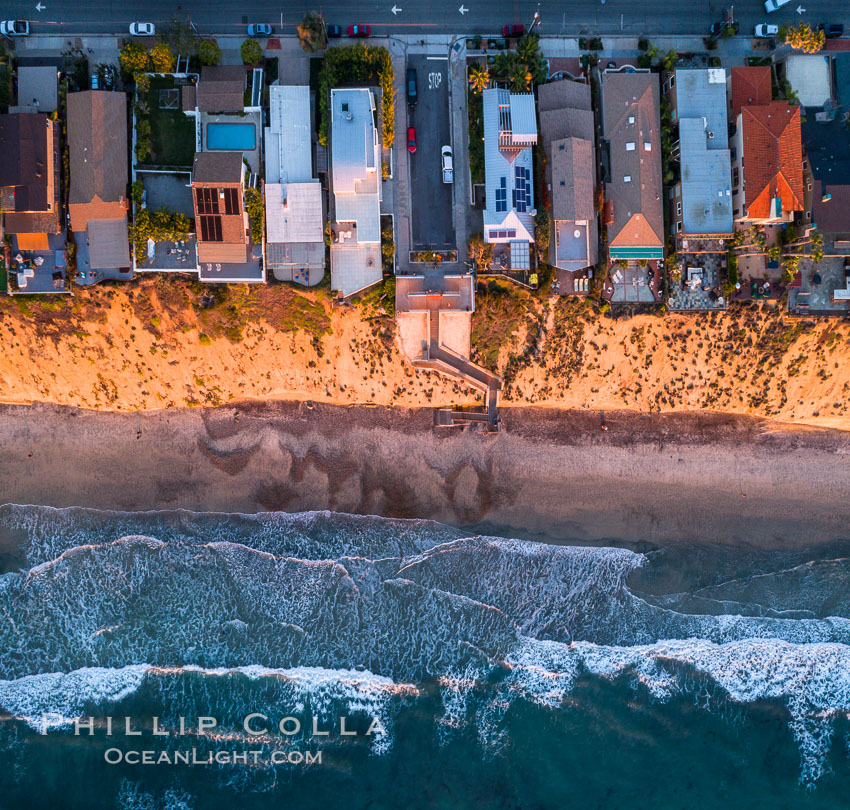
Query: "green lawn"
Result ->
[[139, 77, 195, 168]]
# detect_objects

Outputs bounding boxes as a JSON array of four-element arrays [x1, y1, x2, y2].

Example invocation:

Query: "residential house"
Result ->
[[537, 79, 597, 292], [482, 88, 537, 275], [183, 66, 247, 114], [191, 151, 262, 282], [0, 113, 61, 238], [11, 66, 58, 114], [729, 66, 772, 122], [665, 68, 733, 237], [0, 112, 67, 293], [600, 70, 664, 261], [730, 100, 803, 225], [329, 88, 382, 298], [67, 90, 131, 283], [264, 85, 324, 285], [804, 52, 850, 241]]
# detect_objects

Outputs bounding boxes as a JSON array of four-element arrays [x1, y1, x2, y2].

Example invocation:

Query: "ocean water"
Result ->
[[1, 505, 850, 808]]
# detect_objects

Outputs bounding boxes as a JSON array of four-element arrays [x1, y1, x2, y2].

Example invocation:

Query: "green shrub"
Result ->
[[199, 40, 222, 66], [244, 187, 265, 244], [241, 38, 263, 66]]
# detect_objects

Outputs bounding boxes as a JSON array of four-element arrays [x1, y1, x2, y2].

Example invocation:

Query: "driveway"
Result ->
[[407, 55, 455, 251]]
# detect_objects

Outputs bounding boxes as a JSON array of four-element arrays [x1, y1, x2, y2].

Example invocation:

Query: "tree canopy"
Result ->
[[240, 38, 263, 65]]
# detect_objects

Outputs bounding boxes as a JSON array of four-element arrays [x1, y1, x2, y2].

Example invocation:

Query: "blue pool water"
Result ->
[[206, 122, 256, 151]]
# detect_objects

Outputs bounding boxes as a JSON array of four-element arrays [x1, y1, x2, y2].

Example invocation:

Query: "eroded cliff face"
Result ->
[[1, 276, 849, 429]]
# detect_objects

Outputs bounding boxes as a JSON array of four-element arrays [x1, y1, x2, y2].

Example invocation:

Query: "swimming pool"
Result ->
[[205, 122, 256, 151]]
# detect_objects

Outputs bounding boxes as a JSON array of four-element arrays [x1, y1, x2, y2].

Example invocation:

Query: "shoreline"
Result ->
[[1, 401, 849, 549]]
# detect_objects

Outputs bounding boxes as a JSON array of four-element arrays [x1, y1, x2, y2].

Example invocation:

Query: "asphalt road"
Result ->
[[407, 54, 455, 250], [7, 0, 849, 37]]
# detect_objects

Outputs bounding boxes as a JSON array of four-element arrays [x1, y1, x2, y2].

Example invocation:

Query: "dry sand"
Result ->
[[2, 402, 849, 550], [1, 278, 849, 428]]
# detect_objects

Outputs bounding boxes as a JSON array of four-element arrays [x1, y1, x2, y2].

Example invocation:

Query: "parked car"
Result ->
[[347, 24, 370, 37], [754, 23, 779, 37], [502, 24, 525, 37], [407, 68, 417, 105], [247, 23, 273, 37], [710, 21, 739, 35], [763, 0, 790, 13], [129, 22, 155, 36], [441, 145, 453, 184], [819, 23, 844, 38], [326, 24, 342, 38], [408, 127, 417, 154], [0, 20, 29, 36]]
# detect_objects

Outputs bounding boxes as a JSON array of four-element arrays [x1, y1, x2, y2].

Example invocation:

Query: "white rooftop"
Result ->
[[266, 182, 324, 245], [330, 88, 380, 245], [265, 85, 313, 185]]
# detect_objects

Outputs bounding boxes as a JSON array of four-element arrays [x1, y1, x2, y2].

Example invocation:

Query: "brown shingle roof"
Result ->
[[4, 211, 60, 234], [741, 102, 803, 219], [601, 72, 664, 249], [182, 84, 197, 111], [193, 151, 244, 185], [0, 113, 57, 215], [537, 79, 591, 113], [730, 66, 772, 121], [67, 91, 128, 233], [197, 66, 246, 112], [550, 137, 595, 221]]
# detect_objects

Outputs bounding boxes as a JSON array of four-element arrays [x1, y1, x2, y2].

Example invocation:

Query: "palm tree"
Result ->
[[468, 64, 490, 93], [510, 70, 532, 93]]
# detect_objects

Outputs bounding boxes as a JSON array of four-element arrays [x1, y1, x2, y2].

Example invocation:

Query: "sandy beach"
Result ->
[[2, 401, 849, 549]]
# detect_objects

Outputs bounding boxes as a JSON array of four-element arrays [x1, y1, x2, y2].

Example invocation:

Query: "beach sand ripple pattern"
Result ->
[[2, 505, 850, 786]]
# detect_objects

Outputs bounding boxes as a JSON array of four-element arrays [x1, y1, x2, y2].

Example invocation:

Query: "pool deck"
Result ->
[[200, 112, 262, 176]]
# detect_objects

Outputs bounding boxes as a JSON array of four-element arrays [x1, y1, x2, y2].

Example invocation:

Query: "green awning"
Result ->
[[609, 247, 664, 260]]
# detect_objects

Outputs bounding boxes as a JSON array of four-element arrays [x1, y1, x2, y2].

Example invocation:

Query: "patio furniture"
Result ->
[[16, 272, 27, 289]]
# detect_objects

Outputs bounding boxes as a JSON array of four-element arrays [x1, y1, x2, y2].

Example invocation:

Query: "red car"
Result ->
[[347, 24, 370, 37], [407, 126, 417, 153], [503, 24, 525, 37]]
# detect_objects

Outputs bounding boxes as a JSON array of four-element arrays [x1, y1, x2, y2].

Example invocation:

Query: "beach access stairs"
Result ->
[[413, 309, 502, 432]]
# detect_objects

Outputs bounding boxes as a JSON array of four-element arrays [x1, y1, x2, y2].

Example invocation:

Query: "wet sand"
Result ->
[[1, 401, 849, 549]]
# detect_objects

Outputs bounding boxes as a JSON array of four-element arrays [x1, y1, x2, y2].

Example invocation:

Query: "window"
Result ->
[[199, 215, 223, 242], [807, 181, 812, 192], [676, 201, 682, 217], [669, 75, 675, 88], [624, 175, 631, 183], [644, 142, 651, 151], [628, 116, 635, 125], [626, 142, 636, 151], [732, 167, 739, 190], [495, 177, 507, 213], [676, 221, 683, 233]]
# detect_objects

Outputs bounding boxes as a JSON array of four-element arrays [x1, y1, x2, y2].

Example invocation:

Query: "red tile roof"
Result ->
[[730, 66, 772, 121], [741, 102, 804, 220]]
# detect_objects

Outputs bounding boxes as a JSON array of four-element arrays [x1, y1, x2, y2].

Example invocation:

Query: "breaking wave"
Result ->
[[2, 504, 850, 787]]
